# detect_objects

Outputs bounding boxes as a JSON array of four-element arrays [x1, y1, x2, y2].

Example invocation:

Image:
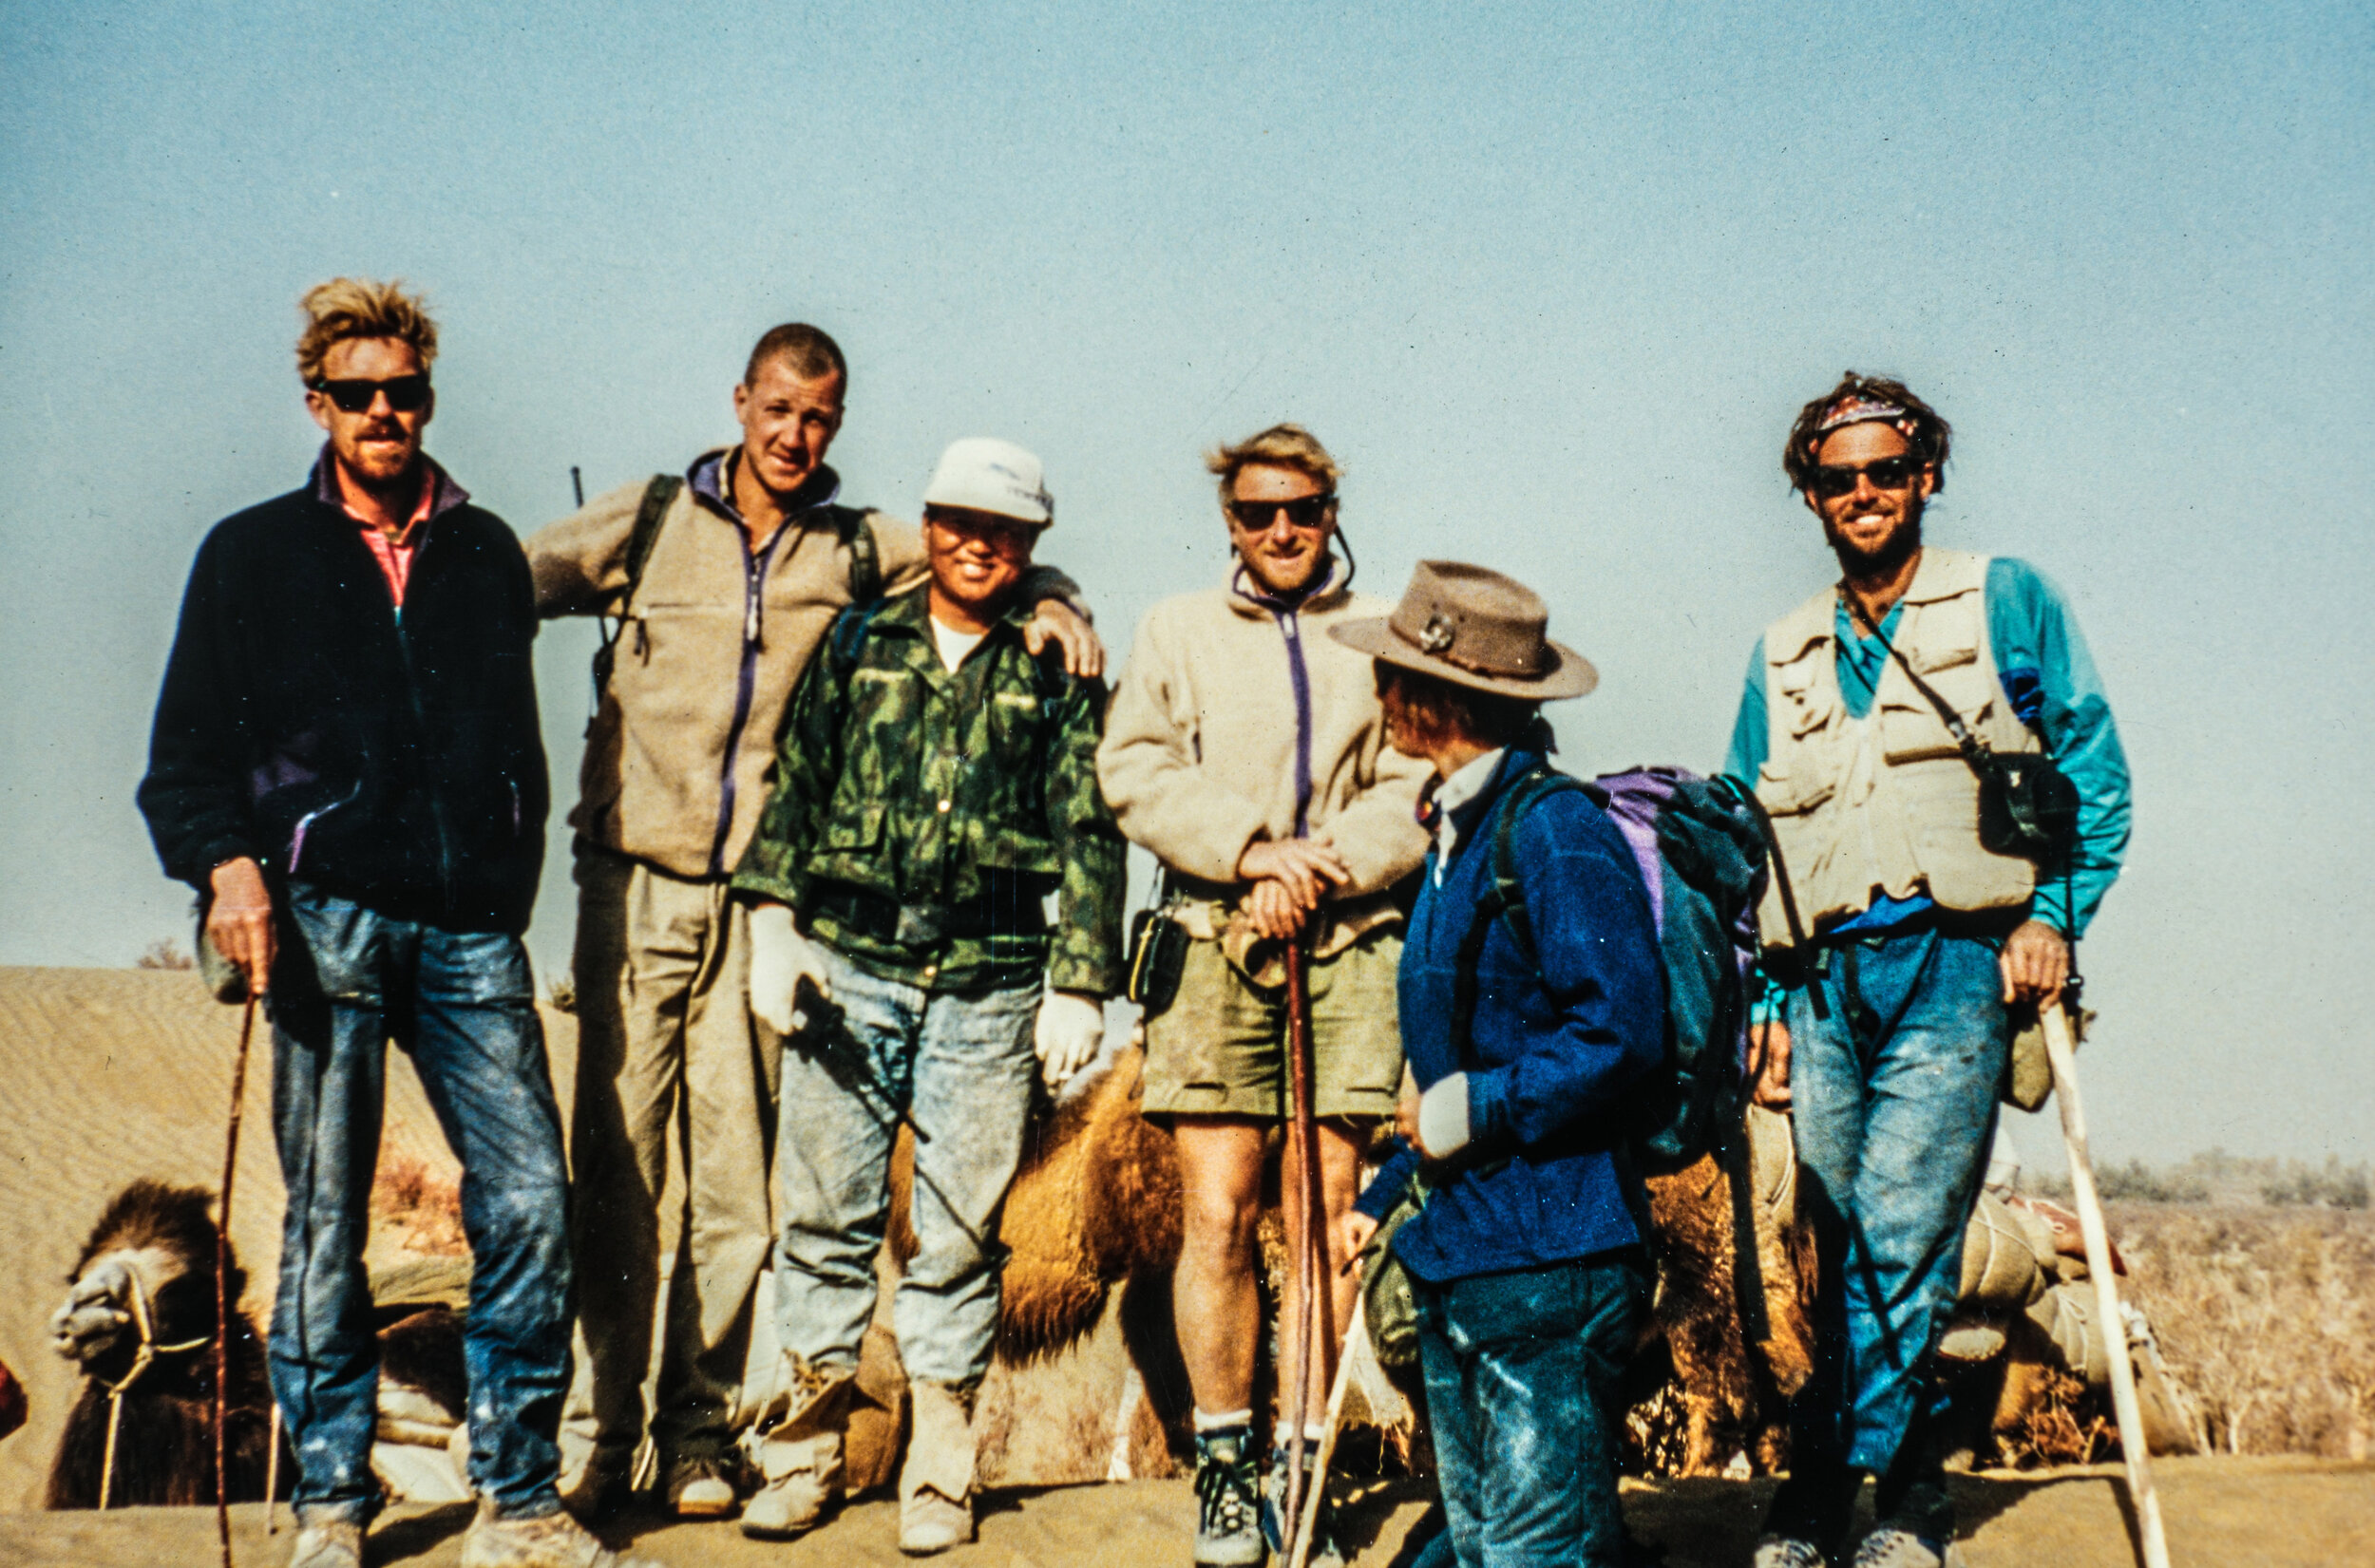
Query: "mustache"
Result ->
[[356, 424, 408, 442]]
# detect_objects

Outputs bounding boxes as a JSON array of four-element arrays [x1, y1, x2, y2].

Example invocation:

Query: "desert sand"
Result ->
[[4, 967, 2370, 1565], [0, 966, 576, 1512], [0, 1461, 2369, 1566]]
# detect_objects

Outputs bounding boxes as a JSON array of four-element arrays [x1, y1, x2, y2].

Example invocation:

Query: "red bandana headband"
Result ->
[[1814, 392, 1919, 440]]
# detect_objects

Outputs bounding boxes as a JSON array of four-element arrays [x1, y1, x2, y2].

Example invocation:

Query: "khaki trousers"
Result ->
[[568, 845, 780, 1465]]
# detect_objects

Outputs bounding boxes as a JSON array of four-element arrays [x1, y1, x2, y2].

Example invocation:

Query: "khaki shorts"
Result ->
[[1141, 927, 1405, 1121]]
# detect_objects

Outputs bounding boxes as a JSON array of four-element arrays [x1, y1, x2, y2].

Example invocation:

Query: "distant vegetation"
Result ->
[[2028, 1149, 2370, 1211], [135, 938, 195, 971]]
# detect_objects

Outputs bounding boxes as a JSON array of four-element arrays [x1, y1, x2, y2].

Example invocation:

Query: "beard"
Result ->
[[1826, 497, 1924, 579]]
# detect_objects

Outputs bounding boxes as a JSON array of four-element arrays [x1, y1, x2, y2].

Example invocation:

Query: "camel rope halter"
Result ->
[[96, 1259, 211, 1510]]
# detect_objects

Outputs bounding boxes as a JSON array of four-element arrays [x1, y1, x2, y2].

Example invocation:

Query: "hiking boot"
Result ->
[[561, 1446, 637, 1525], [741, 1366, 854, 1540], [898, 1380, 977, 1556], [286, 1517, 364, 1568], [1261, 1443, 1346, 1568], [457, 1502, 663, 1568], [1190, 1426, 1265, 1567], [1753, 1537, 1831, 1568], [663, 1453, 739, 1519], [1851, 1529, 1960, 1568]]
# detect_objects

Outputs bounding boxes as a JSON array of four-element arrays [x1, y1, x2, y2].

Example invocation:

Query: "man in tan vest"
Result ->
[[1724, 374, 2131, 1568], [526, 324, 1099, 1521], [1097, 425, 1431, 1567]]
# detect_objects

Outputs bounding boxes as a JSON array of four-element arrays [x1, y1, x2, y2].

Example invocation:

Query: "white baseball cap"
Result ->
[[922, 437, 1054, 528]]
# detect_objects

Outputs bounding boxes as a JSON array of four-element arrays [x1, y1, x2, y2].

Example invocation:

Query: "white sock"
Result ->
[[1193, 1407, 1254, 1433]]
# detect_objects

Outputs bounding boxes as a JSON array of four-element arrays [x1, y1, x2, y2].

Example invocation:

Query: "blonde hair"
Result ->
[[294, 277, 439, 384], [1206, 423, 1341, 511]]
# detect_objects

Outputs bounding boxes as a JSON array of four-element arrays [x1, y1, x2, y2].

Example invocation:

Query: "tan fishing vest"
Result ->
[[1754, 548, 2038, 947]]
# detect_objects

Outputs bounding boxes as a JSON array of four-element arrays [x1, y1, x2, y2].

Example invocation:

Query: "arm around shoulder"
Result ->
[[522, 478, 654, 617]]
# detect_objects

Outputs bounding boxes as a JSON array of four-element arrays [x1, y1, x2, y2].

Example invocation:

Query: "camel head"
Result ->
[[49, 1181, 229, 1382]]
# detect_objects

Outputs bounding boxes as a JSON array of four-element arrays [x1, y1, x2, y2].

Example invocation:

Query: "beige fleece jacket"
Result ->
[[1097, 569, 1433, 946], [527, 462, 929, 878]]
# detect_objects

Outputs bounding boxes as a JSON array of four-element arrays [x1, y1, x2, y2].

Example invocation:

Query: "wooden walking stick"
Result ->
[[1287, 1294, 1366, 1568], [217, 991, 258, 1568], [1281, 929, 1326, 1550], [2044, 998, 2173, 1568]]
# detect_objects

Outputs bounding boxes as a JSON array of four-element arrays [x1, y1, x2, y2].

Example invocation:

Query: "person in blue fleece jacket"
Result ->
[[1332, 561, 1665, 1568]]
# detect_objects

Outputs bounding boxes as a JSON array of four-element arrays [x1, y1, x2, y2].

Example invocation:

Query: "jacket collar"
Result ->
[[1226, 553, 1349, 619], [1421, 746, 1548, 851], [310, 445, 469, 528], [687, 447, 843, 526]]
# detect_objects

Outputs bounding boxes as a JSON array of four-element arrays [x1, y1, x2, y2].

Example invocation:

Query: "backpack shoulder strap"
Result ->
[[591, 474, 682, 697], [1449, 765, 1589, 1067], [830, 505, 883, 606], [621, 474, 682, 609]]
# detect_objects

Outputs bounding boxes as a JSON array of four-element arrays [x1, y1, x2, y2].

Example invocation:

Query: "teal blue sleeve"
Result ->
[[1721, 634, 1769, 785], [1720, 636, 1785, 1021], [1986, 559, 2133, 937]]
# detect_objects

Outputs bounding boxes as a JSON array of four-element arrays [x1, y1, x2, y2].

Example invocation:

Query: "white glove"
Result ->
[[747, 902, 831, 1035], [1416, 1072, 1472, 1160], [1034, 992, 1105, 1088]]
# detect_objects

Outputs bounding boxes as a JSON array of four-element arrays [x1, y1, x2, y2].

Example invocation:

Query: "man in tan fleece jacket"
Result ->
[[1097, 424, 1430, 1567], [526, 323, 1098, 1520]]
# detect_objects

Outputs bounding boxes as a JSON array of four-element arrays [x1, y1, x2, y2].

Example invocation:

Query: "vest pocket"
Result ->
[[1756, 760, 1835, 817], [1879, 659, 1997, 764]]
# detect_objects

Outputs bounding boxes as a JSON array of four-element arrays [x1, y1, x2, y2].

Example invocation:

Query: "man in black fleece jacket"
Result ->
[[138, 278, 652, 1568]]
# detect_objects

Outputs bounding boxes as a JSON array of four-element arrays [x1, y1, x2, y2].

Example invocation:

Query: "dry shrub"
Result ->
[[374, 1152, 467, 1256], [137, 938, 197, 971], [2000, 1368, 2111, 1467], [2111, 1204, 2375, 1458]]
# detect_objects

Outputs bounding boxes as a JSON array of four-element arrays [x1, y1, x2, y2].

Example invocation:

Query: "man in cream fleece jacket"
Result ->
[[1096, 424, 1430, 1567]]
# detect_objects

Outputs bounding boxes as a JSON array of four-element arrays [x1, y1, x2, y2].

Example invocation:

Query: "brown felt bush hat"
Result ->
[[1328, 560, 1597, 700]]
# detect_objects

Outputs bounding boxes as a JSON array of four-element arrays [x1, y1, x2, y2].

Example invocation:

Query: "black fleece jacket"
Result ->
[[138, 466, 548, 933]]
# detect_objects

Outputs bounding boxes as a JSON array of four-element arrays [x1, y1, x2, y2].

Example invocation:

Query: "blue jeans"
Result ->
[[1410, 1250, 1650, 1568], [1768, 925, 2007, 1549], [770, 947, 1039, 1389], [267, 885, 574, 1521]]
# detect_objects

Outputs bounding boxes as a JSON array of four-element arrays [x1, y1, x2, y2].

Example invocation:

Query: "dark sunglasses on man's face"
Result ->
[[311, 375, 431, 414], [1807, 456, 1920, 500], [1227, 494, 1334, 531]]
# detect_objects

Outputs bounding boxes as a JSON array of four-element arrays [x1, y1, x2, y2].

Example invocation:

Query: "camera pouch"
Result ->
[[1126, 907, 1189, 1017]]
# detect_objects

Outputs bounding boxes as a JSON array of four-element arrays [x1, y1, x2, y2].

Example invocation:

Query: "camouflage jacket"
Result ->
[[732, 585, 1126, 996]]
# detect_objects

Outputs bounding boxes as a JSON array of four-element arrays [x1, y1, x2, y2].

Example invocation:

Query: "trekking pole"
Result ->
[[2043, 998, 2172, 1568], [571, 465, 585, 508], [217, 991, 258, 1568], [1282, 928, 1323, 1549], [1287, 1293, 1366, 1568]]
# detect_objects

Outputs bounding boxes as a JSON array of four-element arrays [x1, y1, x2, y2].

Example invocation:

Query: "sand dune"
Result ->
[[0, 967, 577, 1510]]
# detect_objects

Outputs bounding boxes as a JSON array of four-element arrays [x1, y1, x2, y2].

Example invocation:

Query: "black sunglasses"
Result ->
[[1226, 493, 1334, 530], [311, 374, 431, 414], [1806, 456, 1920, 499]]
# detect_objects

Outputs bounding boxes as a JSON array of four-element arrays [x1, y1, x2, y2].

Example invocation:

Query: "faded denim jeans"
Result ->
[[267, 884, 574, 1522], [1410, 1249, 1650, 1568], [770, 946, 1038, 1389], [1767, 925, 2007, 1550]]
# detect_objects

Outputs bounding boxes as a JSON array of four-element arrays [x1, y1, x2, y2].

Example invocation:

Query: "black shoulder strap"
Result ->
[[622, 474, 682, 605], [1449, 766, 1587, 1067], [1843, 591, 2003, 764], [832, 505, 882, 607], [590, 474, 682, 703]]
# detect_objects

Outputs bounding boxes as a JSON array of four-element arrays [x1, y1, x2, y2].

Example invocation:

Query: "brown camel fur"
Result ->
[[1642, 1148, 1819, 1476], [884, 1048, 1821, 1480], [44, 1180, 284, 1509]]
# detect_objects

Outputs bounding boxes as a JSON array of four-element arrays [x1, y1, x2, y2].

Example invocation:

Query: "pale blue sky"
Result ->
[[3, 2, 2368, 1165]]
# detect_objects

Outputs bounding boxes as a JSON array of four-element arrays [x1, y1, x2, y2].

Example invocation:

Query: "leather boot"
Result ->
[[897, 1380, 977, 1556], [741, 1363, 854, 1540]]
